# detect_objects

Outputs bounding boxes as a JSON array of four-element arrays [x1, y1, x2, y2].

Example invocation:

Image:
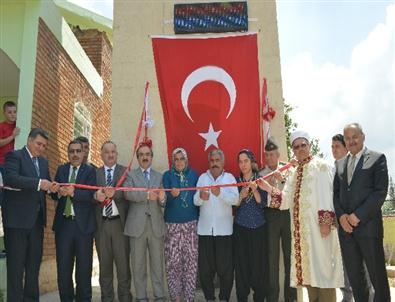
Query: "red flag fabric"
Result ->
[[152, 33, 262, 175]]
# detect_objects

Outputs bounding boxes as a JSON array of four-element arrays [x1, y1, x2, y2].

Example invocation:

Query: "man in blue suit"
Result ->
[[3, 127, 57, 302], [52, 139, 97, 302]]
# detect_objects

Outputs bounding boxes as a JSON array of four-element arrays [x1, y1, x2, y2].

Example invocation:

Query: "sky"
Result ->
[[277, 1, 394, 179], [68, 0, 394, 179]]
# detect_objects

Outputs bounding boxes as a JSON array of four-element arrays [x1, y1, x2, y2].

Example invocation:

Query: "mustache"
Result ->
[[142, 159, 149, 162], [211, 165, 220, 169]]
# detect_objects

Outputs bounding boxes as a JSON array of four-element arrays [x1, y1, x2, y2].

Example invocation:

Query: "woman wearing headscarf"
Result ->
[[234, 149, 269, 302], [162, 148, 199, 302]]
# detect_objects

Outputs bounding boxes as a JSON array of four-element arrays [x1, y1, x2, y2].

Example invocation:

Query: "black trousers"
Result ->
[[4, 219, 43, 302], [198, 235, 234, 301], [55, 218, 94, 302], [265, 209, 296, 302], [233, 223, 268, 302], [340, 234, 390, 302]]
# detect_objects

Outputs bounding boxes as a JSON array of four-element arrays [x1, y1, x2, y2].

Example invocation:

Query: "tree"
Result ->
[[382, 176, 395, 215], [388, 176, 395, 201], [283, 101, 323, 159], [284, 102, 297, 159]]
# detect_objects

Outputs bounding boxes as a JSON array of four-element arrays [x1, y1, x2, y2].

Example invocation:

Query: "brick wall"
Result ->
[[31, 18, 112, 292], [72, 27, 112, 163]]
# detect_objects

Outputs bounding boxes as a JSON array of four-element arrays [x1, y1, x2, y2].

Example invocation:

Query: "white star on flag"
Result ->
[[199, 123, 222, 151]]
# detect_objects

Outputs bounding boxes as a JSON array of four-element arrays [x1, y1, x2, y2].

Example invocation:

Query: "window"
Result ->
[[73, 102, 92, 140]]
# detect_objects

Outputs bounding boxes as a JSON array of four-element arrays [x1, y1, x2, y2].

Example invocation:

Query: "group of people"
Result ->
[[0, 108, 391, 302]]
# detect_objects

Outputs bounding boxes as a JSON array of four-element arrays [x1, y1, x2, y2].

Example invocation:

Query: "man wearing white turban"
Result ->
[[258, 130, 344, 302]]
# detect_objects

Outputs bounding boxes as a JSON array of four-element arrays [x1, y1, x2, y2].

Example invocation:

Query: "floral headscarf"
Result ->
[[171, 148, 190, 207]]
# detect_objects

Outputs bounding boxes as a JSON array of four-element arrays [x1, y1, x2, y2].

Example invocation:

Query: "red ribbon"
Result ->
[[59, 163, 293, 193], [101, 82, 150, 207], [1, 163, 293, 194]]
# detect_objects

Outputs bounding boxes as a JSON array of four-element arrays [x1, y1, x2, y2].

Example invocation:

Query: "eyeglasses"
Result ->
[[137, 152, 152, 157], [292, 143, 308, 151], [68, 149, 82, 154]]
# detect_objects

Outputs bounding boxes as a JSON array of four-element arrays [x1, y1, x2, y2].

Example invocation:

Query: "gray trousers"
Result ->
[[129, 219, 165, 301], [96, 218, 132, 302]]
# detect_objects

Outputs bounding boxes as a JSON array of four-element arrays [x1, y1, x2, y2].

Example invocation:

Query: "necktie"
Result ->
[[143, 170, 149, 181], [104, 168, 113, 217], [64, 166, 77, 217], [33, 157, 40, 176], [347, 155, 356, 184]]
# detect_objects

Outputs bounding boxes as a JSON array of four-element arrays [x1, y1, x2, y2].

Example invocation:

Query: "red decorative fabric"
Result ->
[[292, 156, 313, 286], [269, 187, 282, 209], [318, 210, 336, 227]]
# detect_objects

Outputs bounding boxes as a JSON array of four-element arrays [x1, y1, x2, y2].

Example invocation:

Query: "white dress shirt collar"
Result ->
[[25, 146, 34, 159], [348, 147, 366, 163], [104, 164, 116, 172], [140, 166, 151, 174]]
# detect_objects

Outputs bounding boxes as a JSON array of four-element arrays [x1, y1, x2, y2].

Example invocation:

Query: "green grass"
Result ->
[[383, 216, 395, 265]]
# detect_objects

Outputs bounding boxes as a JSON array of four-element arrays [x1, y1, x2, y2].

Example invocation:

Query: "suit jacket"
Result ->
[[123, 167, 165, 238], [333, 148, 388, 238], [2, 147, 50, 228], [94, 164, 129, 231], [52, 163, 97, 234]]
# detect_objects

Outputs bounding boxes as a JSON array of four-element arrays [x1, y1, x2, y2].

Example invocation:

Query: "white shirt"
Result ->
[[25, 146, 41, 191], [102, 164, 120, 217], [68, 165, 80, 217], [348, 147, 366, 176], [193, 170, 239, 236], [140, 167, 151, 181]]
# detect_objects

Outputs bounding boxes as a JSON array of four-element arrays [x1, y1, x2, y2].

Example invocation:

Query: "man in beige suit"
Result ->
[[123, 142, 166, 302], [94, 141, 132, 302]]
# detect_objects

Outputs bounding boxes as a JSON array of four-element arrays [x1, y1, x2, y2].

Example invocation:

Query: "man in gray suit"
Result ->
[[334, 123, 390, 302], [123, 142, 166, 302], [94, 141, 132, 302]]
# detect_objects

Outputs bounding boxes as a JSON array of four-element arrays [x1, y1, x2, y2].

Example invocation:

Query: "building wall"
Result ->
[[112, 0, 287, 170], [31, 18, 112, 293]]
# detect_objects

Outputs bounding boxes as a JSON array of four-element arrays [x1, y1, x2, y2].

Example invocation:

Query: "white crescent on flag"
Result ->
[[180, 65, 237, 122]]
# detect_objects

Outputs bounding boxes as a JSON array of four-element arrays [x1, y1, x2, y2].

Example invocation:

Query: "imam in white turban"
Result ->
[[290, 130, 310, 145]]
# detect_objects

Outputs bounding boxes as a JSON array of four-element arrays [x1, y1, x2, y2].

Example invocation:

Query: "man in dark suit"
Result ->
[[76, 135, 98, 169], [52, 139, 97, 302], [334, 122, 390, 302], [3, 127, 57, 302], [94, 141, 132, 302]]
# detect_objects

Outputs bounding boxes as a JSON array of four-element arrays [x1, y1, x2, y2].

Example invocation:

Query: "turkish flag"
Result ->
[[152, 33, 261, 175]]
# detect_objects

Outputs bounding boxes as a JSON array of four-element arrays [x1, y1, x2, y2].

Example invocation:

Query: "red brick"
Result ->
[[32, 18, 112, 259]]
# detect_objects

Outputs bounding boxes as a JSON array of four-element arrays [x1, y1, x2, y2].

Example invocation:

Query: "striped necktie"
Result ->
[[104, 168, 113, 217]]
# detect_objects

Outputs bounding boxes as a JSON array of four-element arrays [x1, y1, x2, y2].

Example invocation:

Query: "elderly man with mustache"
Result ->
[[194, 149, 239, 302]]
